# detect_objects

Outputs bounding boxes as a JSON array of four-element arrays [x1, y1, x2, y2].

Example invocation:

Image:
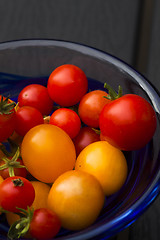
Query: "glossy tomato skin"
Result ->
[[73, 127, 100, 156], [0, 96, 16, 143], [18, 84, 54, 116], [6, 181, 51, 226], [0, 176, 35, 212], [78, 90, 110, 128], [15, 106, 44, 136], [75, 141, 128, 196], [21, 124, 76, 183], [47, 64, 88, 106], [50, 108, 81, 139], [99, 94, 157, 151], [29, 208, 61, 240], [47, 170, 105, 231], [0, 158, 28, 179]]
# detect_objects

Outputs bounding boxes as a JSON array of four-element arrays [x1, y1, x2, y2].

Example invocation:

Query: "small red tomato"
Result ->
[[47, 64, 88, 106], [18, 84, 54, 116], [0, 176, 35, 212], [15, 106, 44, 136], [50, 108, 81, 139], [0, 96, 16, 143], [78, 90, 110, 128], [29, 208, 61, 240], [99, 94, 157, 151], [73, 127, 100, 156]]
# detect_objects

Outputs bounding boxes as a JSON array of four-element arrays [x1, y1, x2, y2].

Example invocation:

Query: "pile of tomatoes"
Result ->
[[0, 64, 157, 239]]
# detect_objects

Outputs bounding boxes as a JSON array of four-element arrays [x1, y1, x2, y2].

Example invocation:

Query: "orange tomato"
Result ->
[[75, 141, 128, 196], [31, 181, 51, 210], [21, 124, 76, 183], [47, 170, 105, 231], [6, 180, 51, 226]]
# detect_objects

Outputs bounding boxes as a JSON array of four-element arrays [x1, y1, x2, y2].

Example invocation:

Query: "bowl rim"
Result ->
[[0, 39, 160, 239]]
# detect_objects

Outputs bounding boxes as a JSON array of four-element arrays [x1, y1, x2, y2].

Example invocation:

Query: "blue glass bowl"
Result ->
[[0, 40, 160, 240]]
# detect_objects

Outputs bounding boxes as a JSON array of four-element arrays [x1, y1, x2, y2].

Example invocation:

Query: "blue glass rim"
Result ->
[[0, 39, 160, 240]]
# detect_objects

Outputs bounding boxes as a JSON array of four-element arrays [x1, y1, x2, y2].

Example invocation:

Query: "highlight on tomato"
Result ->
[[15, 106, 44, 136], [18, 84, 54, 116], [7, 207, 61, 240], [75, 141, 128, 196], [47, 170, 105, 231], [21, 124, 76, 183], [0, 176, 35, 212], [49, 108, 81, 139], [78, 90, 110, 128], [99, 84, 157, 151], [47, 64, 88, 106], [6, 180, 51, 226]]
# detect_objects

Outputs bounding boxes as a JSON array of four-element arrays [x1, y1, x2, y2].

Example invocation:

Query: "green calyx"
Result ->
[[103, 83, 123, 100], [8, 207, 34, 239], [0, 147, 27, 177], [0, 96, 16, 115]]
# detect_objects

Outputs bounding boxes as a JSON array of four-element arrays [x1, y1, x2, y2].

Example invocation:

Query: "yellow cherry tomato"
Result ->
[[21, 124, 76, 183], [47, 170, 105, 231], [6, 180, 51, 226], [75, 141, 128, 196]]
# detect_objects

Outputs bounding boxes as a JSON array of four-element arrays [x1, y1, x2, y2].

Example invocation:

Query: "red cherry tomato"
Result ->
[[0, 96, 16, 143], [29, 208, 61, 240], [78, 90, 110, 128], [73, 127, 100, 156], [15, 106, 44, 136], [0, 176, 35, 212], [18, 84, 54, 116], [50, 108, 81, 139], [47, 64, 88, 106], [99, 94, 157, 151]]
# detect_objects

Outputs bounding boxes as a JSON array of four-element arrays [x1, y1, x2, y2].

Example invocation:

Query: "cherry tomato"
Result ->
[[6, 180, 51, 226], [47, 170, 105, 231], [99, 94, 157, 151], [15, 106, 44, 136], [0, 158, 27, 179], [78, 90, 110, 128], [73, 127, 100, 156], [29, 208, 61, 240], [50, 108, 81, 139], [21, 124, 76, 183], [18, 84, 54, 116], [75, 141, 128, 196], [0, 176, 35, 212], [0, 96, 16, 143], [47, 64, 88, 106]]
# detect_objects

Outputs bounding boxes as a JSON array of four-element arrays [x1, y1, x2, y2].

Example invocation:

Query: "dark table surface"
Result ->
[[0, 1, 160, 240]]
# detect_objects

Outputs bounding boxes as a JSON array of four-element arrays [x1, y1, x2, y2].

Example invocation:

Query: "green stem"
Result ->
[[103, 83, 123, 100], [0, 147, 27, 177], [8, 207, 34, 240]]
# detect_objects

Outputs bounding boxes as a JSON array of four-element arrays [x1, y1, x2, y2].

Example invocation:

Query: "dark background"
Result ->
[[0, 0, 159, 239]]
